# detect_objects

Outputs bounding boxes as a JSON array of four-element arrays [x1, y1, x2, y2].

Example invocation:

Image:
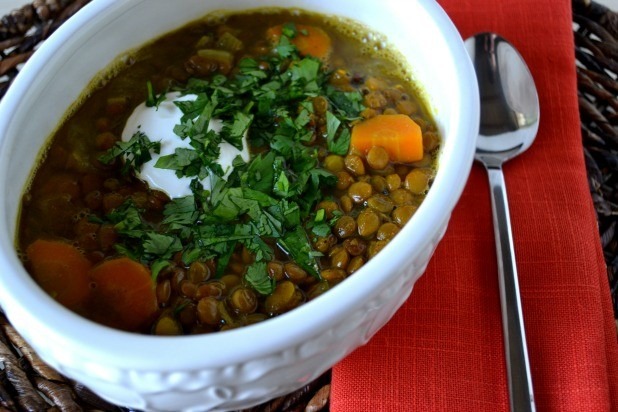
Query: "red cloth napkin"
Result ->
[[330, 0, 618, 411]]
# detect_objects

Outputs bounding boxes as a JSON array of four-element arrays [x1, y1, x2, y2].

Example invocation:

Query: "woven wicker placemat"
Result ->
[[0, 0, 615, 410]]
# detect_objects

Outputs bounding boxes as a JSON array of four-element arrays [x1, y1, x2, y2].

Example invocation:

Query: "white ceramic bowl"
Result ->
[[0, 0, 478, 411]]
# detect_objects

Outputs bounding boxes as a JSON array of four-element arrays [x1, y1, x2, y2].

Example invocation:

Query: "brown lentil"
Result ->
[[366, 146, 390, 170], [363, 90, 387, 109], [382, 108, 398, 115], [405, 169, 430, 194], [220, 274, 242, 291], [344, 154, 366, 176], [330, 247, 350, 270], [284, 262, 308, 283], [368, 240, 388, 258], [385, 174, 402, 191], [423, 131, 440, 152], [323, 155, 345, 173], [361, 107, 378, 119], [154, 315, 183, 336], [156, 280, 171, 306], [365, 76, 388, 91], [312, 95, 329, 115], [267, 261, 285, 281], [264, 281, 299, 315], [177, 303, 198, 328], [229, 287, 258, 314], [411, 153, 434, 168], [306, 281, 329, 300], [320, 268, 346, 283], [187, 261, 210, 283], [241, 247, 255, 265], [198, 280, 225, 298], [377, 222, 400, 241], [392, 205, 418, 226], [370, 175, 388, 193], [336, 171, 355, 191], [367, 194, 395, 214], [334, 215, 357, 239], [390, 188, 414, 206], [180, 280, 198, 299], [348, 181, 373, 203], [339, 195, 354, 213], [395, 99, 417, 116], [197, 297, 221, 325], [357, 209, 381, 237], [343, 237, 367, 256], [347, 256, 365, 274]]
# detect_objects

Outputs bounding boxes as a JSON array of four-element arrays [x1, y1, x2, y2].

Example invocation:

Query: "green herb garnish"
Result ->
[[98, 25, 365, 295], [245, 261, 276, 295], [99, 131, 161, 175], [145, 81, 168, 108]]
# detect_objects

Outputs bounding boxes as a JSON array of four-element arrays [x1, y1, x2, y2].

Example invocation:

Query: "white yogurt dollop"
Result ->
[[121, 92, 250, 199]]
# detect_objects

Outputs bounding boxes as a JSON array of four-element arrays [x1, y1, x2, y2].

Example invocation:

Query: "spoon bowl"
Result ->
[[465, 32, 539, 412], [466, 33, 540, 167]]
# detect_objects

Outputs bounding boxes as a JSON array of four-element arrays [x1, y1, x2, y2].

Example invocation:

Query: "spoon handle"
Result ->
[[486, 166, 536, 412]]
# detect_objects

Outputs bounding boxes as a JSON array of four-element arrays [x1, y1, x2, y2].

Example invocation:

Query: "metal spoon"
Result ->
[[465, 33, 539, 411]]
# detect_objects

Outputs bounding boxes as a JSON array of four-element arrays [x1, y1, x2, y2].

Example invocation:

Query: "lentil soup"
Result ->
[[17, 9, 440, 335]]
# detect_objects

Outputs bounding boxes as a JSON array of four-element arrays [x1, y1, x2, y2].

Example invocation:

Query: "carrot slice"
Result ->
[[266, 24, 332, 60], [351, 114, 424, 163], [26, 239, 92, 309], [88, 257, 157, 331]]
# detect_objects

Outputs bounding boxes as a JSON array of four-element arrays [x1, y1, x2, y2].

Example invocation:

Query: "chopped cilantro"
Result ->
[[308, 207, 339, 237], [143, 233, 183, 260], [99, 131, 161, 176], [281, 22, 298, 39], [145, 81, 167, 108], [325, 111, 351, 155], [274, 35, 297, 58], [245, 261, 276, 295], [220, 111, 253, 150], [97, 22, 368, 288], [277, 226, 320, 277], [327, 87, 365, 120], [273, 171, 292, 198], [328, 124, 351, 156]]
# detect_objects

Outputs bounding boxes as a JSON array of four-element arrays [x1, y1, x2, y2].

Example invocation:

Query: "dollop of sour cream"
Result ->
[[121, 92, 250, 199]]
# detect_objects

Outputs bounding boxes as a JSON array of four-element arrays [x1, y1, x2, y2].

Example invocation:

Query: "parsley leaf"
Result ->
[[245, 261, 276, 295], [327, 87, 365, 120], [99, 131, 161, 176], [243, 152, 276, 193], [309, 208, 332, 237], [220, 111, 253, 150], [145, 81, 168, 108], [277, 226, 320, 278], [274, 35, 297, 58], [143, 233, 183, 259], [281, 22, 298, 38], [273, 171, 292, 198], [325, 110, 351, 155], [98, 21, 377, 287]]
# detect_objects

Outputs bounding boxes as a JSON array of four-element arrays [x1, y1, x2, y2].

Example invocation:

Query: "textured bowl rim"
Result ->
[[0, 0, 478, 371]]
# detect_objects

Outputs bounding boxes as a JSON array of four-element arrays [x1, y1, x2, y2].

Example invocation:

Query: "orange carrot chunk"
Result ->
[[26, 239, 92, 309], [266, 24, 332, 61], [351, 114, 424, 163], [88, 257, 157, 332]]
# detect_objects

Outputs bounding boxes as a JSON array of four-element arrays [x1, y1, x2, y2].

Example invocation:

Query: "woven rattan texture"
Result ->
[[0, 0, 615, 410], [573, 0, 618, 321]]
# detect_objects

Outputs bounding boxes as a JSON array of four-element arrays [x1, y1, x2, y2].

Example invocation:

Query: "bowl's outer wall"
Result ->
[[0, 0, 479, 410]]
